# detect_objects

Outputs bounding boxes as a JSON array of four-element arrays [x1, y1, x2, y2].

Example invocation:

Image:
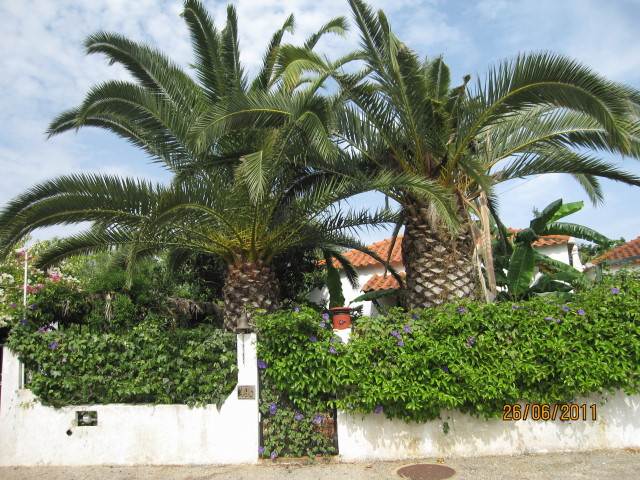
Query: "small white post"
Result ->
[[333, 327, 352, 344], [18, 247, 28, 388], [235, 333, 259, 463]]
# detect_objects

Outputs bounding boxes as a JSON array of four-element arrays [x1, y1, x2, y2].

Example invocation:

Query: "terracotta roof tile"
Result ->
[[362, 272, 405, 292], [507, 228, 570, 248], [591, 236, 640, 266], [331, 231, 569, 270], [332, 237, 403, 268]]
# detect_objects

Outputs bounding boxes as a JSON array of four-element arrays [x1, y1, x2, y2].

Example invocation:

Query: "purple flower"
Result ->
[[9, 303, 17, 309], [309, 335, 318, 343], [319, 321, 327, 329], [37, 326, 47, 334], [441, 365, 450, 373], [457, 306, 468, 314], [270, 450, 278, 460], [390, 330, 400, 338], [411, 313, 419, 320], [294, 412, 304, 421], [28, 303, 37, 310], [19, 319, 28, 326], [329, 346, 337, 354], [555, 318, 563, 324], [466, 336, 476, 348], [269, 402, 277, 415], [258, 446, 265, 456], [48, 341, 59, 350], [322, 312, 330, 321], [577, 309, 585, 316], [374, 405, 383, 414], [257, 360, 267, 370], [544, 316, 555, 322], [397, 340, 405, 347], [313, 414, 323, 425], [611, 287, 620, 295], [403, 325, 412, 334], [511, 305, 520, 310], [293, 306, 300, 313], [561, 305, 570, 312]]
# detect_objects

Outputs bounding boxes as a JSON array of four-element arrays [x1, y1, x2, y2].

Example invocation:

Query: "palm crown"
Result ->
[[0, 0, 425, 328], [281, 0, 640, 308]]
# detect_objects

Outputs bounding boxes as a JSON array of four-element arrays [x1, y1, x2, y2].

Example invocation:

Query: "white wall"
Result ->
[[309, 265, 390, 316], [0, 334, 259, 466], [337, 391, 640, 460], [535, 244, 571, 265]]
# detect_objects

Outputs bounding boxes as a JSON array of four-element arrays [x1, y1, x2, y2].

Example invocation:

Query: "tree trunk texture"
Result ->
[[222, 261, 279, 331], [402, 203, 479, 309]]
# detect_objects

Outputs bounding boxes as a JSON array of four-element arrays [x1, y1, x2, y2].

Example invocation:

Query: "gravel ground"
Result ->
[[1, 449, 639, 480]]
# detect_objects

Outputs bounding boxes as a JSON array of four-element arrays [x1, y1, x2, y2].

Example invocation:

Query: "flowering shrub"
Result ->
[[257, 272, 640, 426], [256, 308, 340, 458], [7, 317, 237, 407], [0, 244, 82, 329]]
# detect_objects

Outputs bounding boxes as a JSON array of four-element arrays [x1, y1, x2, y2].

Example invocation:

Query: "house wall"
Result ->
[[309, 265, 392, 316], [0, 334, 260, 466], [585, 263, 640, 280], [337, 391, 640, 460]]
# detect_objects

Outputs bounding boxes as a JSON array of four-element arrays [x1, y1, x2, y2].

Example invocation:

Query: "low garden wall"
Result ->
[[337, 391, 640, 460], [0, 334, 259, 466]]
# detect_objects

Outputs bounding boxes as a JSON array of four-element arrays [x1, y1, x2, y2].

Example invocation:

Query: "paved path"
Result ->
[[2, 449, 639, 480]]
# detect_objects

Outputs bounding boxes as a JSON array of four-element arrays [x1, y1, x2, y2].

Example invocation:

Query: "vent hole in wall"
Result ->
[[66, 429, 73, 436]]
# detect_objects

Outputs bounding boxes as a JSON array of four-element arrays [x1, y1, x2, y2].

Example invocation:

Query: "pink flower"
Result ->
[[49, 273, 62, 283]]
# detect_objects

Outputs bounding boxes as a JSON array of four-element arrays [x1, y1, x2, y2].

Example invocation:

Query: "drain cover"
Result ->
[[397, 463, 456, 480]]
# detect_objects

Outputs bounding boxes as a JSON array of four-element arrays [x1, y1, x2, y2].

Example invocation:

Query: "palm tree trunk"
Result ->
[[401, 202, 478, 309], [222, 260, 279, 331]]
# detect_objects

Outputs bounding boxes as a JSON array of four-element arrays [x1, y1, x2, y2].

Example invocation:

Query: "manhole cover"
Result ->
[[397, 463, 456, 480]]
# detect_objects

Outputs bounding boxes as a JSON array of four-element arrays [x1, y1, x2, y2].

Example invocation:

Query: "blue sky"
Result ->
[[2, 0, 640, 245]]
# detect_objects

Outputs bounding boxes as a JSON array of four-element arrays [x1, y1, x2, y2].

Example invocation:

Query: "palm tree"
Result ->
[[286, 0, 640, 309], [0, 0, 430, 329]]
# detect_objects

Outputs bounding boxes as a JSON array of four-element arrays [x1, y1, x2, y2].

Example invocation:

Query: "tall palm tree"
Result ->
[[284, 0, 640, 309], [0, 0, 431, 329]]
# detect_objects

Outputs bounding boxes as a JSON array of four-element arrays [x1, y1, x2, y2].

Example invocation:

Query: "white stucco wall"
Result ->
[[0, 334, 259, 466], [338, 391, 640, 460], [535, 244, 572, 266], [309, 265, 392, 316]]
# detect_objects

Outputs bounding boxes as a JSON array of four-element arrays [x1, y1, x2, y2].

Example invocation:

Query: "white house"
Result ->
[[310, 233, 583, 316], [585, 236, 640, 277]]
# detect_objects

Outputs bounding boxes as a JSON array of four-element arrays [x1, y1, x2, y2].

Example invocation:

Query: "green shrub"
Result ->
[[256, 272, 640, 425], [8, 317, 237, 407], [256, 308, 340, 458]]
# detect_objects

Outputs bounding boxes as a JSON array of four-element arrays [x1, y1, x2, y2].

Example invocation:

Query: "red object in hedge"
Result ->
[[330, 307, 352, 330]]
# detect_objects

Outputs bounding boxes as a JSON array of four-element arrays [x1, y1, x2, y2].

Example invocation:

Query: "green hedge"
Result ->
[[257, 308, 340, 458], [7, 317, 237, 407], [256, 272, 640, 425]]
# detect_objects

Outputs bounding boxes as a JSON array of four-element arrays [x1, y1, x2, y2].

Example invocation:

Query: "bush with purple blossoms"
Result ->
[[256, 306, 339, 458], [335, 271, 640, 422], [7, 317, 237, 408], [258, 272, 640, 424]]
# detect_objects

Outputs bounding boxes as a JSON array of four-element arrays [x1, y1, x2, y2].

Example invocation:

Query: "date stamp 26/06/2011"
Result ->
[[502, 403, 597, 421]]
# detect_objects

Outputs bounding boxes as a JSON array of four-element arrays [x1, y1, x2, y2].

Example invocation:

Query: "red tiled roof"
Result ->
[[591, 236, 640, 266], [330, 237, 403, 268], [331, 232, 568, 270], [507, 228, 570, 248], [362, 272, 405, 292]]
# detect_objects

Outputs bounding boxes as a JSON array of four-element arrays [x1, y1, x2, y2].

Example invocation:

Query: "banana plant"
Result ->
[[495, 199, 609, 300]]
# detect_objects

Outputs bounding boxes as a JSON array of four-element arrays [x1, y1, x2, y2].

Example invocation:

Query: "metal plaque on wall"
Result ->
[[237, 385, 256, 399]]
